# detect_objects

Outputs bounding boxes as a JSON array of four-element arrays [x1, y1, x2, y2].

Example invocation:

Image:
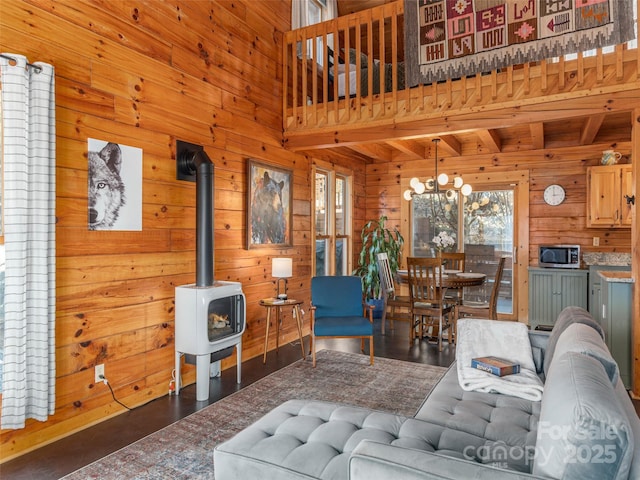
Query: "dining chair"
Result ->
[[310, 275, 374, 367], [376, 252, 411, 336], [439, 252, 466, 304], [457, 257, 506, 321], [406, 257, 455, 351]]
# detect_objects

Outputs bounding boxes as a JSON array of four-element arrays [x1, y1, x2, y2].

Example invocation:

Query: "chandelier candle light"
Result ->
[[272, 257, 293, 300], [404, 139, 472, 201]]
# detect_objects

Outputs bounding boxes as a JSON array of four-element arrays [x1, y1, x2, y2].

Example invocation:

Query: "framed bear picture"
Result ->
[[247, 159, 293, 249]]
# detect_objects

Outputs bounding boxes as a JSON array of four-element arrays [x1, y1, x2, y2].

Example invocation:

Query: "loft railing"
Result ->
[[283, 2, 640, 133], [283, 2, 404, 129]]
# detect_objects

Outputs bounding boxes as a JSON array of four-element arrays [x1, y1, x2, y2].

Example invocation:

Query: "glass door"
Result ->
[[410, 187, 515, 316], [462, 189, 514, 315]]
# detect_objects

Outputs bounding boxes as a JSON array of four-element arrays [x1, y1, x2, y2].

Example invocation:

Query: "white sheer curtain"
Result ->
[[0, 53, 56, 429]]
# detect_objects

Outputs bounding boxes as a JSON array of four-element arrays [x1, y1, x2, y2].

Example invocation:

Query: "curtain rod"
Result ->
[[0, 54, 43, 72]]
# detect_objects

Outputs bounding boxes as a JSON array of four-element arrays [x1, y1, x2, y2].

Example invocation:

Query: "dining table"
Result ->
[[396, 269, 486, 290]]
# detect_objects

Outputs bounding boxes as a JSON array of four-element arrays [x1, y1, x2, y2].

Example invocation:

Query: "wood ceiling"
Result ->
[[293, 109, 633, 166]]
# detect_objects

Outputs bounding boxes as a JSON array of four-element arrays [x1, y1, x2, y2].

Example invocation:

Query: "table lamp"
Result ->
[[272, 257, 293, 300]]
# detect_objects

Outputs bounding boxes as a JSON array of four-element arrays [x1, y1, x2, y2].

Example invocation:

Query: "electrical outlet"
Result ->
[[95, 364, 105, 383], [593, 237, 600, 247]]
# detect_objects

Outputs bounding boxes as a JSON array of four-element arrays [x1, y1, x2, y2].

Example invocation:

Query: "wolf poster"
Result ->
[[87, 138, 142, 231]]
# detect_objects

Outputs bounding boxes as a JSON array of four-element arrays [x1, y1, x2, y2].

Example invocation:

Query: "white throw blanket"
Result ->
[[456, 319, 544, 401]]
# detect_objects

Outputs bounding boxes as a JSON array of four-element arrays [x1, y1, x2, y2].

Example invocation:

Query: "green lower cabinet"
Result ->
[[588, 265, 631, 324], [528, 268, 589, 329], [599, 276, 633, 389]]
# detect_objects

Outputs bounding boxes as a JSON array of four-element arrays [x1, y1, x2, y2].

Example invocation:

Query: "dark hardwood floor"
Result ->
[[2, 320, 455, 479]]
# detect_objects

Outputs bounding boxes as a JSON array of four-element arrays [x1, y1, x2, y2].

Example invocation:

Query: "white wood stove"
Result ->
[[174, 142, 245, 401]]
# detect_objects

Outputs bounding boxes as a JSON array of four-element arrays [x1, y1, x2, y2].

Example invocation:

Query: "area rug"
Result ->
[[404, 0, 636, 85], [62, 351, 448, 480]]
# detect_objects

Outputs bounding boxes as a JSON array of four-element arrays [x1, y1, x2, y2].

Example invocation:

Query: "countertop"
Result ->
[[583, 252, 631, 266], [598, 271, 635, 284]]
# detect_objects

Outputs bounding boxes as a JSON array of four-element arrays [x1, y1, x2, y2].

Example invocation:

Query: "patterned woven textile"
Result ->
[[404, 0, 636, 85]]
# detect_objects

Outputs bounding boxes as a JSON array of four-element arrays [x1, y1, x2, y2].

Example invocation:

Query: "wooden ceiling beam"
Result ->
[[580, 113, 606, 145], [476, 129, 502, 153], [386, 139, 426, 159], [303, 146, 371, 165], [347, 143, 394, 161], [436, 135, 462, 155], [530, 122, 545, 150], [283, 90, 640, 150]]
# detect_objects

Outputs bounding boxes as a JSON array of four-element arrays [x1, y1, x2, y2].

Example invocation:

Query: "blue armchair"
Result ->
[[310, 276, 374, 367]]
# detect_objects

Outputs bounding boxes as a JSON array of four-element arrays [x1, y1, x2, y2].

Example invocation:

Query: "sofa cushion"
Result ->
[[415, 364, 540, 473], [543, 306, 604, 377], [552, 322, 619, 384], [313, 316, 373, 337], [533, 351, 634, 480]]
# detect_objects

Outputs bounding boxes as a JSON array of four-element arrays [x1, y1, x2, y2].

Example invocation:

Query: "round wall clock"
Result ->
[[543, 184, 565, 206]]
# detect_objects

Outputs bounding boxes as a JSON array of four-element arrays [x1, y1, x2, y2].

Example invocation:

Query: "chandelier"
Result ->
[[403, 139, 472, 201]]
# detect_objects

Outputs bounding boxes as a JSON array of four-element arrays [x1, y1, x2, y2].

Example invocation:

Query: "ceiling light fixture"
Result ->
[[403, 139, 472, 201]]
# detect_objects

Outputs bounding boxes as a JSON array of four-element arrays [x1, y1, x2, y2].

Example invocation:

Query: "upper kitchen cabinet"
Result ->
[[587, 165, 633, 228]]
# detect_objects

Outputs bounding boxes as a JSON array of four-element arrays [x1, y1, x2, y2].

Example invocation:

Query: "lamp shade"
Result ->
[[272, 258, 293, 278]]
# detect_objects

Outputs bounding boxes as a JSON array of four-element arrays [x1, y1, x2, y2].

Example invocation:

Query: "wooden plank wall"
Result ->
[[366, 143, 633, 264], [0, 0, 368, 461]]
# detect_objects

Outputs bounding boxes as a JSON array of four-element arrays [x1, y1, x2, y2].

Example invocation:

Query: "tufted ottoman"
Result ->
[[214, 399, 460, 480], [214, 369, 542, 480]]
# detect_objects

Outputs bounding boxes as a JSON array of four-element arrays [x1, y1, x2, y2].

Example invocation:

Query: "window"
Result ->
[[314, 164, 352, 276], [307, 0, 326, 66], [410, 188, 515, 316], [308, 0, 323, 26], [292, 0, 337, 66]]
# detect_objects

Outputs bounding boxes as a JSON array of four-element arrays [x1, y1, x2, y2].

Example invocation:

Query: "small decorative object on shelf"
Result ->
[[601, 150, 622, 165], [471, 356, 521, 376]]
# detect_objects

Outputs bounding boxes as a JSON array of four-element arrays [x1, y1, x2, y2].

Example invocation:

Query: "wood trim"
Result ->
[[632, 107, 640, 397]]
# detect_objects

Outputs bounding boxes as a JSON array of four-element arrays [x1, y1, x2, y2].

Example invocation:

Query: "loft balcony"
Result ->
[[282, 2, 640, 157]]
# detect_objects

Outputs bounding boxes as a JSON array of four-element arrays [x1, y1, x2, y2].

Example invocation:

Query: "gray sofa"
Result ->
[[214, 307, 639, 479]]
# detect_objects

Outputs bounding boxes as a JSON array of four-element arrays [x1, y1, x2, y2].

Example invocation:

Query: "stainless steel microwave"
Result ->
[[539, 245, 581, 268]]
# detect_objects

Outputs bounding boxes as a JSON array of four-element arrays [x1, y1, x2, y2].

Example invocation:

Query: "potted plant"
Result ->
[[353, 216, 404, 315]]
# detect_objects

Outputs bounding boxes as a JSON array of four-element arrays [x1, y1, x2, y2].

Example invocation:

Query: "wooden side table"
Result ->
[[260, 298, 305, 363]]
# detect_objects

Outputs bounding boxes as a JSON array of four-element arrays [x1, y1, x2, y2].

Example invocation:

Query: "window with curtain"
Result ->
[[314, 164, 352, 276]]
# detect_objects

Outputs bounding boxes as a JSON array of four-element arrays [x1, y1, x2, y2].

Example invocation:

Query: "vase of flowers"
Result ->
[[432, 231, 456, 255]]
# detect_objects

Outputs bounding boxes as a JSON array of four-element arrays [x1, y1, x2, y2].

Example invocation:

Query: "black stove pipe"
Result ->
[[180, 148, 214, 287]]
